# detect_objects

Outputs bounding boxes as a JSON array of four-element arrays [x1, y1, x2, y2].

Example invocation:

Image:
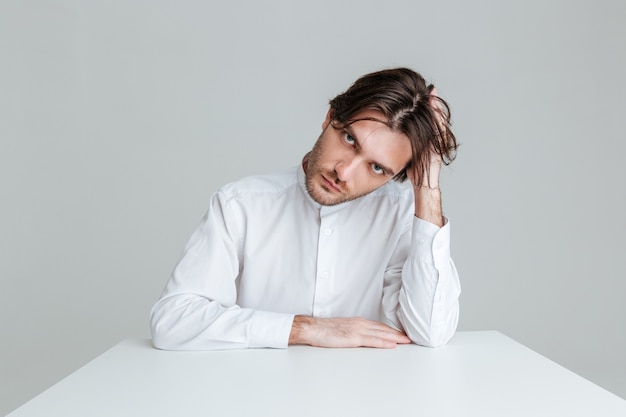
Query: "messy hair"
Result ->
[[329, 68, 458, 186]]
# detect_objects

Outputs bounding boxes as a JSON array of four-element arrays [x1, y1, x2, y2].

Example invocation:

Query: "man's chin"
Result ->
[[306, 186, 344, 206], [309, 192, 342, 206]]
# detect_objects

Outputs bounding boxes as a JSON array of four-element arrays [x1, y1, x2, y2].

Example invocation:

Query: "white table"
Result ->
[[7, 331, 626, 416]]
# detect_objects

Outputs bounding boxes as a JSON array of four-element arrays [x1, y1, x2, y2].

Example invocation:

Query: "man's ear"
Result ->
[[322, 109, 333, 130]]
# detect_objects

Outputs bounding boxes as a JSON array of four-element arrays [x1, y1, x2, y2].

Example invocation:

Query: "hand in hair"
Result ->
[[408, 87, 446, 227], [408, 87, 446, 189]]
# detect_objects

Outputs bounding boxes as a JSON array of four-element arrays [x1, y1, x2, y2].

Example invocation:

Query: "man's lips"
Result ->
[[321, 174, 342, 193]]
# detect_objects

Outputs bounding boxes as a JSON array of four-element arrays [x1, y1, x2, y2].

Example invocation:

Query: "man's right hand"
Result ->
[[288, 315, 412, 348]]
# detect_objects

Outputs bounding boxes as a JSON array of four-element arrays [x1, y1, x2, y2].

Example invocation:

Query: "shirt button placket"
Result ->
[[314, 219, 335, 318]]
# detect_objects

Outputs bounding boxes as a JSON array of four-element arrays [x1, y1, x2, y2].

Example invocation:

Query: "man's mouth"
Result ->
[[321, 174, 342, 193]]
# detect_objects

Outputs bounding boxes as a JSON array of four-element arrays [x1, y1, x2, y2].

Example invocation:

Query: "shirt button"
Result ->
[[319, 310, 328, 317], [321, 271, 329, 279], [324, 228, 332, 236], [418, 239, 426, 245]]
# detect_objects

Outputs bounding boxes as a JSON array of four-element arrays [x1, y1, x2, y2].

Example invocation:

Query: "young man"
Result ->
[[151, 67, 460, 350]]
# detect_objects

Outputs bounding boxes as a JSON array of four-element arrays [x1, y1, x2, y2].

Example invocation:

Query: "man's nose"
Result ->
[[335, 155, 360, 182]]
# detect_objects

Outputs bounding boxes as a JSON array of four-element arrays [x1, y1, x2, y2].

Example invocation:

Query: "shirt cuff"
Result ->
[[411, 217, 451, 266], [248, 311, 295, 349]]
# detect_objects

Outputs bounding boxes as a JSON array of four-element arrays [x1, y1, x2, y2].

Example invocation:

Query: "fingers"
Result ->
[[358, 319, 411, 346], [336, 318, 410, 349], [364, 332, 412, 349], [429, 87, 455, 151], [429, 88, 447, 145], [429, 87, 442, 121], [407, 87, 447, 188]]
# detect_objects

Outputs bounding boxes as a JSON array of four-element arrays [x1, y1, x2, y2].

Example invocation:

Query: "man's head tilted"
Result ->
[[304, 67, 458, 206]]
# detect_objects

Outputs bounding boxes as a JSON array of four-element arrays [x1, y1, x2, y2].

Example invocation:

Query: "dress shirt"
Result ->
[[150, 166, 460, 350]]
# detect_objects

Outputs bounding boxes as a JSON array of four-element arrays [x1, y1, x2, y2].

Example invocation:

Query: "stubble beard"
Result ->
[[303, 140, 364, 207]]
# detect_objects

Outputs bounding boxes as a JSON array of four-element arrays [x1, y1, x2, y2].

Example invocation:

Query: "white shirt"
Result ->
[[150, 166, 460, 350]]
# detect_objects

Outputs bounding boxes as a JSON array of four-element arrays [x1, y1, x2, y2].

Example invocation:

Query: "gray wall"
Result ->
[[1, 0, 625, 414]]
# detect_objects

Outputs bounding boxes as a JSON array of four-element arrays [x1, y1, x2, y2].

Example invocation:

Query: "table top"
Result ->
[[7, 331, 626, 416]]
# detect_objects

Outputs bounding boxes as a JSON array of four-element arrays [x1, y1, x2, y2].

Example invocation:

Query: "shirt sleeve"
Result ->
[[150, 191, 295, 350], [382, 216, 461, 347]]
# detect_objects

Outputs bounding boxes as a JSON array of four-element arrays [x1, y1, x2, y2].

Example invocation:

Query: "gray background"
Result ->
[[1, 0, 625, 415]]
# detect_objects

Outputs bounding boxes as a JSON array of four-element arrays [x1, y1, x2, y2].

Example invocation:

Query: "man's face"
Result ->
[[304, 110, 412, 206]]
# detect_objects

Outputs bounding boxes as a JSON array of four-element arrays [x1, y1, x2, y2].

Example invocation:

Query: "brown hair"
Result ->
[[328, 67, 458, 186]]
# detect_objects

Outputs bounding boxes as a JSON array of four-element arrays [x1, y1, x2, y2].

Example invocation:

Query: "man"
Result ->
[[151, 67, 460, 350]]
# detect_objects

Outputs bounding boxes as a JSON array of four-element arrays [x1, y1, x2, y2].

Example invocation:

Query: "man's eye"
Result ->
[[372, 164, 384, 175], [344, 133, 355, 145]]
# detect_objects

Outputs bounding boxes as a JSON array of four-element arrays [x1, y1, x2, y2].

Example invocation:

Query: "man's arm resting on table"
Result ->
[[288, 315, 411, 348]]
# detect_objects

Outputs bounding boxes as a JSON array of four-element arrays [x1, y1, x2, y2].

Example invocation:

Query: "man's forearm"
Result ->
[[395, 204, 460, 347], [414, 186, 444, 227], [288, 315, 311, 345]]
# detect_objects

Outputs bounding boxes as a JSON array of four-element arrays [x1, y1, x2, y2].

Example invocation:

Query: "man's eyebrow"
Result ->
[[345, 125, 398, 176]]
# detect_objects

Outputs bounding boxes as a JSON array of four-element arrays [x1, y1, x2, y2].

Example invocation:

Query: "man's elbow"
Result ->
[[409, 328, 455, 348], [150, 315, 175, 350], [150, 301, 185, 350], [401, 309, 459, 348]]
